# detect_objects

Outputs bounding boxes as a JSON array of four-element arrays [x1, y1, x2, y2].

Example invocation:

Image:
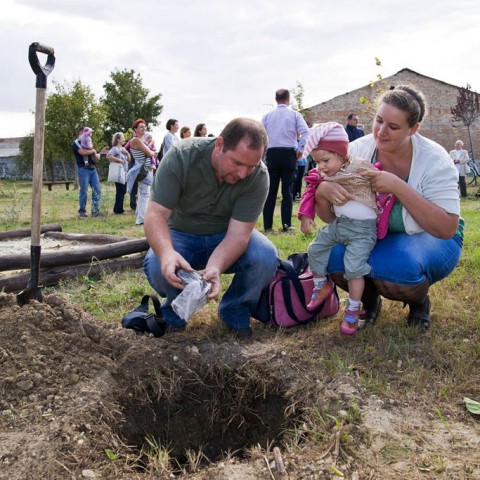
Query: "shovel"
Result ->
[[17, 42, 55, 306]]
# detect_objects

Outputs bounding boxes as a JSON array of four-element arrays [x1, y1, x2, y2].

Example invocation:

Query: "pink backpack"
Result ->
[[252, 254, 339, 328]]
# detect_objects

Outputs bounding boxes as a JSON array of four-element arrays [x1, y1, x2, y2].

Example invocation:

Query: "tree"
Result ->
[[17, 79, 108, 181], [14, 134, 35, 177], [360, 57, 388, 119], [101, 69, 163, 143], [291, 81, 305, 112], [451, 84, 480, 161]]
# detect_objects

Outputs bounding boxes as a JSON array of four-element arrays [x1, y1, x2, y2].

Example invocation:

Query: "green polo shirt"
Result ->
[[150, 138, 269, 235]]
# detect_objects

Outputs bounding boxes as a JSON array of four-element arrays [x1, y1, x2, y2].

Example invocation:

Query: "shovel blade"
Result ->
[[17, 245, 43, 306]]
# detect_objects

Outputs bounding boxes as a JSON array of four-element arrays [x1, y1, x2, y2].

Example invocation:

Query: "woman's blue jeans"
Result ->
[[327, 232, 462, 286], [144, 229, 278, 328]]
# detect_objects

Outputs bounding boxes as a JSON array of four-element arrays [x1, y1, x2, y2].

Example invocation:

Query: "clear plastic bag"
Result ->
[[171, 270, 212, 321]]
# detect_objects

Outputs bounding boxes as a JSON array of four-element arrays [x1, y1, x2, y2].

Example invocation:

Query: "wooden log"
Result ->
[[0, 256, 145, 293], [0, 238, 149, 272], [0, 223, 62, 240], [44, 231, 129, 244], [273, 447, 288, 479]]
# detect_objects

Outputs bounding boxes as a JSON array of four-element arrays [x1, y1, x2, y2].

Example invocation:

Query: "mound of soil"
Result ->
[[0, 292, 479, 480]]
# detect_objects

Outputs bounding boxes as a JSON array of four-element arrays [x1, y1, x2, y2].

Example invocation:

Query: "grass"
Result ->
[[1, 179, 480, 443]]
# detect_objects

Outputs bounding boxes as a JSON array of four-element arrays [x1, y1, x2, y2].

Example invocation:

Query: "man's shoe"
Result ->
[[282, 224, 296, 232], [358, 295, 382, 329], [228, 326, 253, 340], [79, 212, 88, 218], [92, 212, 104, 218], [307, 282, 333, 310], [166, 323, 186, 334], [407, 296, 431, 332]]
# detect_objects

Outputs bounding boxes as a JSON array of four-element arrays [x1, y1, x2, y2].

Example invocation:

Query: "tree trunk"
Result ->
[[44, 231, 129, 244], [0, 255, 145, 293], [467, 125, 476, 161], [0, 223, 62, 240], [0, 238, 149, 271]]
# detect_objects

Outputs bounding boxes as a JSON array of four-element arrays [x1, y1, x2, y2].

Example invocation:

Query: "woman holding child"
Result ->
[[126, 118, 156, 225], [301, 85, 462, 332]]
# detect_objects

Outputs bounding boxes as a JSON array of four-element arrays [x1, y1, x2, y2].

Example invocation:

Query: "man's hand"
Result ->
[[201, 266, 221, 298], [160, 251, 193, 290]]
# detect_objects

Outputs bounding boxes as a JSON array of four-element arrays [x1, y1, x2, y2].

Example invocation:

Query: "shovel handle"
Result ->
[[28, 42, 55, 89]]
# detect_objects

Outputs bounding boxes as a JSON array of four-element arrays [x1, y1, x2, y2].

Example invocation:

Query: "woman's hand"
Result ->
[[300, 215, 316, 235], [317, 181, 354, 206], [359, 169, 403, 195]]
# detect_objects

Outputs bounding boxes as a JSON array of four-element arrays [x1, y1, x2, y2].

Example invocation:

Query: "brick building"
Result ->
[[302, 68, 480, 157]]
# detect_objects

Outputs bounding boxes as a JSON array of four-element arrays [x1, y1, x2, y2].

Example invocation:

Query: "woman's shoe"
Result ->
[[407, 296, 431, 332], [340, 308, 365, 335], [307, 282, 333, 310], [358, 294, 382, 329]]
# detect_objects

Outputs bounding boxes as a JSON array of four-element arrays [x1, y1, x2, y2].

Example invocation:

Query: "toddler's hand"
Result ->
[[300, 215, 316, 235]]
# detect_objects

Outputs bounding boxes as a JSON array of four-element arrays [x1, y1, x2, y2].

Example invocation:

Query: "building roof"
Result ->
[[305, 68, 468, 109]]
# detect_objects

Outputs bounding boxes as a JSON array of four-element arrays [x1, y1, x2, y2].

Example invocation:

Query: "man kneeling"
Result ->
[[143, 118, 278, 340]]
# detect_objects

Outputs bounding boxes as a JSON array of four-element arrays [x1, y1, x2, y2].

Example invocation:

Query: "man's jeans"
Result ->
[[78, 167, 101, 215], [143, 229, 278, 328]]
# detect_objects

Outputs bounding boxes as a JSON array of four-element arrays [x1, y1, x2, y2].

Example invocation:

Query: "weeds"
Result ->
[[143, 435, 171, 474]]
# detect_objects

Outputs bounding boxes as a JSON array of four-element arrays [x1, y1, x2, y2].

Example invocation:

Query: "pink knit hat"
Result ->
[[304, 122, 349, 158]]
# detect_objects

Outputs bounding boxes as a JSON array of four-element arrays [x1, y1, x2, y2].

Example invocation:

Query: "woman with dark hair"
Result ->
[[107, 132, 130, 214], [194, 123, 207, 137], [308, 85, 462, 332], [161, 119, 179, 157]]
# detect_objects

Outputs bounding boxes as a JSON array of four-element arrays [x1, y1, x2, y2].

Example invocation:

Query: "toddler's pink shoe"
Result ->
[[307, 282, 333, 310], [340, 308, 365, 335]]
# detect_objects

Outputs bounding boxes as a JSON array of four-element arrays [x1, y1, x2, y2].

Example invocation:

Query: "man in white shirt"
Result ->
[[162, 118, 179, 156], [262, 89, 309, 232]]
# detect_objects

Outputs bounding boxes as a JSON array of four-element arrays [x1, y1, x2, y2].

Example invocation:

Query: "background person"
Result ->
[[180, 126, 191, 139], [126, 118, 155, 225], [449, 139, 470, 198], [194, 123, 207, 137], [144, 131, 159, 171], [162, 118, 180, 156], [143, 118, 278, 340], [293, 155, 307, 201], [72, 126, 102, 218], [313, 85, 462, 333], [106, 132, 130, 214], [79, 127, 95, 167], [262, 88, 309, 232], [345, 113, 365, 142]]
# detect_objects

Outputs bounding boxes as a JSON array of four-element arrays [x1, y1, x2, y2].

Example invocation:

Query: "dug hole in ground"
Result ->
[[0, 292, 479, 480]]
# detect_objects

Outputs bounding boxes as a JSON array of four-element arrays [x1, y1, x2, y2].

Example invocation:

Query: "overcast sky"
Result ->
[[2, 0, 480, 144]]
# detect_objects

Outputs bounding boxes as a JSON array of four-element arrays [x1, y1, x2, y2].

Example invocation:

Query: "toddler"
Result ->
[[298, 122, 378, 335], [79, 127, 96, 167], [144, 132, 159, 169]]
